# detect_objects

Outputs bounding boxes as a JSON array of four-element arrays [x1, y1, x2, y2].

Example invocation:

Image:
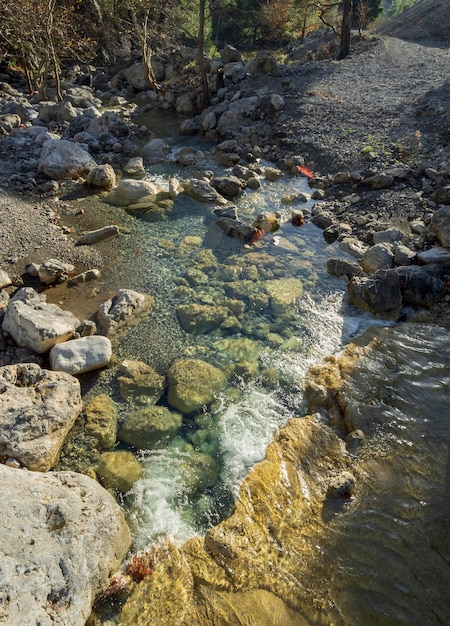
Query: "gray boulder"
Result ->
[[0, 363, 82, 471], [0, 464, 130, 625], [361, 243, 395, 273], [398, 265, 447, 308], [2, 288, 80, 354], [348, 269, 402, 319], [186, 179, 227, 205], [39, 139, 97, 180], [210, 175, 245, 199], [87, 110, 129, 138], [430, 206, 450, 247]]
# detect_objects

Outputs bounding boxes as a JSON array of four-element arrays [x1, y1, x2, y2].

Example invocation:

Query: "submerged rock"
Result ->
[[96, 450, 144, 493], [119, 405, 182, 449], [176, 303, 229, 335], [167, 358, 227, 414], [116, 359, 165, 405]]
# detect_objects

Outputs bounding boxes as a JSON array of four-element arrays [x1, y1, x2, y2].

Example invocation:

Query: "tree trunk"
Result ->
[[338, 0, 352, 60], [198, 0, 209, 107]]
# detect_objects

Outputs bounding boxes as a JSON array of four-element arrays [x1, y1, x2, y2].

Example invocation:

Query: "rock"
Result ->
[[38, 101, 78, 123], [119, 405, 182, 449], [123, 156, 145, 175], [85, 163, 116, 190], [393, 243, 416, 265], [264, 166, 283, 181], [398, 265, 446, 308], [270, 93, 285, 111], [117, 359, 165, 405], [0, 113, 21, 132], [220, 44, 242, 64], [85, 394, 118, 449], [327, 257, 363, 279], [0, 363, 82, 471], [96, 450, 144, 493], [37, 258, 75, 284], [417, 247, 450, 264], [215, 217, 261, 243], [348, 269, 402, 319], [245, 50, 279, 76], [210, 175, 245, 199], [431, 185, 450, 205], [76, 224, 120, 245], [39, 139, 97, 180], [339, 237, 368, 260], [0, 464, 130, 626], [67, 268, 101, 287], [430, 206, 450, 246], [264, 278, 303, 315], [87, 110, 129, 138], [185, 179, 227, 205], [180, 448, 218, 493], [97, 289, 154, 333], [0, 268, 12, 288], [176, 303, 229, 334], [361, 243, 395, 273], [142, 138, 171, 163], [253, 212, 282, 232], [105, 178, 159, 206], [167, 358, 227, 414], [223, 62, 246, 83], [327, 471, 355, 498], [311, 210, 336, 230], [175, 93, 195, 114], [49, 336, 112, 375], [372, 227, 406, 245], [2, 288, 80, 354], [121, 62, 152, 90], [362, 173, 394, 189]]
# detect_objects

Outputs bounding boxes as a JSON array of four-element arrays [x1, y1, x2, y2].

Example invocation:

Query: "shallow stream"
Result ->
[[55, 114, 449, 624]]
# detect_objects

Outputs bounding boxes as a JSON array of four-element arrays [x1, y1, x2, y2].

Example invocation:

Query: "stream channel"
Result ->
[[54, 112, 450, 624]]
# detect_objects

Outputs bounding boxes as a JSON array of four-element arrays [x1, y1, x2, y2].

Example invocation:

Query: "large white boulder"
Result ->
[[2, 288, 80, 354], [0, 363, 82, 471], [39, 138, 97, 180], [0, 464, 130, 625], [49, 336, 112, 375]]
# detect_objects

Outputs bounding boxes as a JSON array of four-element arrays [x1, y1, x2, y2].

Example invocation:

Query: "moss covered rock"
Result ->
[[167, 359, 227, 414]]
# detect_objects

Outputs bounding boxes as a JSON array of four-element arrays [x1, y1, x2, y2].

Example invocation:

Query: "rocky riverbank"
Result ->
[[0, 3, 449, 623]]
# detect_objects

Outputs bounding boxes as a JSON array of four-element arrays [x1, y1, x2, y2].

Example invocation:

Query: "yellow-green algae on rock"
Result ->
[[119, 415, 350, 625]]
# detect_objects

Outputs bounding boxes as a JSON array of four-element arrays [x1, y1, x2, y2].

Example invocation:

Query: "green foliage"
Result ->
[[388, 0, 419, 15]]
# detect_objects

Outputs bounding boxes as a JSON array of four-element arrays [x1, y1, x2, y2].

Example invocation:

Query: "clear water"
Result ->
[[62, 125, 379, 552]]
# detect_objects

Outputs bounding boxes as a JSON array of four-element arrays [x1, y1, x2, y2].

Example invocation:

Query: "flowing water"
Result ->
[[55, 115, 450, 624]]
